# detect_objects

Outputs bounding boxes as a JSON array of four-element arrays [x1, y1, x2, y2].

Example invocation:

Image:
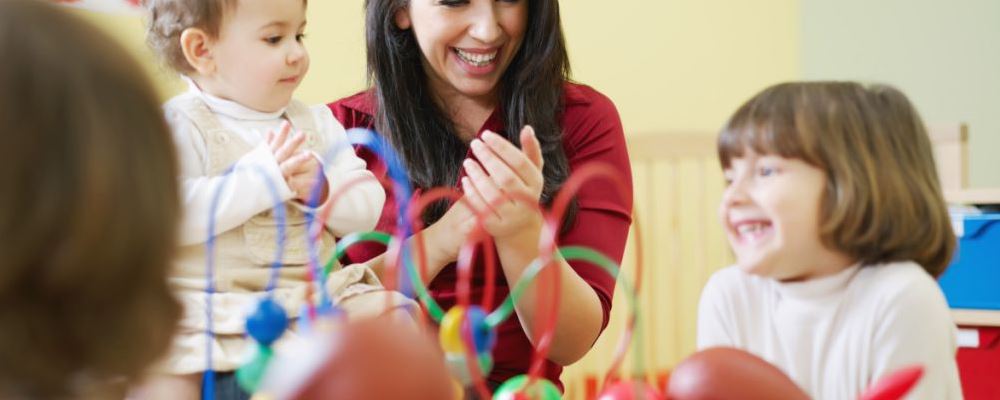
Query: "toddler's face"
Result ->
[[719, 152, 851, 281], [207, 0, 309, 112]]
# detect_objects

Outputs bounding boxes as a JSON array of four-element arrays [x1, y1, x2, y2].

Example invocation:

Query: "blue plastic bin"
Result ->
[[939, 213, 1000, 310]]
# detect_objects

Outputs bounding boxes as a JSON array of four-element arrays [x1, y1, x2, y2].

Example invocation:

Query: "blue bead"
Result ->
[[245, 298, 288, 346], [466, 306, 496, 354]]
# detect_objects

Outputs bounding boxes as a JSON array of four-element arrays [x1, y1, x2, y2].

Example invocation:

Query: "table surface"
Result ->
[[952, 308, 1000, 327]]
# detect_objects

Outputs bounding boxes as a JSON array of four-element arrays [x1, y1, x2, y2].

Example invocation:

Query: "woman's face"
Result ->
[[397, 0, 528, 103]]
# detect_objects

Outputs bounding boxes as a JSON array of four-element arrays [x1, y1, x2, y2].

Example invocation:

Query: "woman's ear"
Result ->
[[179, 28, 215, 76], [394, 7, 412, 30]]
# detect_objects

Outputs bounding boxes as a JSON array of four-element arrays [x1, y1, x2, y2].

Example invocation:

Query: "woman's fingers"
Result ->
[[462, 160, 507, 216], [478, 129, 544, 194], [470, 136, 531, 194], [518, 126, 544, 170], [461, 176, 501, 220]]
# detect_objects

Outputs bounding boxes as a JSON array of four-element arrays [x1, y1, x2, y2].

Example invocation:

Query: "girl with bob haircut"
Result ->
[[697, 81, 962, 399], [0, 0, 181, 397]]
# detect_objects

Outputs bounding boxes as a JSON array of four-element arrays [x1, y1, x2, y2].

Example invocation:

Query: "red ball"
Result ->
[[666, 347, 809, 400], [290, 317, 455, 400]]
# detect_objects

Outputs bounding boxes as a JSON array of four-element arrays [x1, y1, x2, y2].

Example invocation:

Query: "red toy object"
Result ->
[[858, 365, 924, 400], [665, 347, 810, 400], [289, 317, 455, 400], [598, 380, 665, 400], [955, 326, 1000, 400]]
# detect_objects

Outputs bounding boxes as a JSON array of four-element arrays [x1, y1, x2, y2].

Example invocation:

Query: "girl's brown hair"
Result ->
[[718, 82, 955, 276], [0, 1, 181, 396]]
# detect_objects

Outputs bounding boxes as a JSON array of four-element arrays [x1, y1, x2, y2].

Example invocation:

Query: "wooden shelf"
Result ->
[[952, 308, 1000, 327], [946, 188, 1000, 205]]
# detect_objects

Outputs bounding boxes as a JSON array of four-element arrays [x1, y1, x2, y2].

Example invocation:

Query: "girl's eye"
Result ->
[[264, 36, 282, 45], [758, 166, 776, 177], [437, 0, 467, 7], [295, 33, 306, 42]]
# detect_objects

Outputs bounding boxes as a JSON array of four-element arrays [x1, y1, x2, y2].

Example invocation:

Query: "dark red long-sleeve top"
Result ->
[[327, 82, 633, 390]]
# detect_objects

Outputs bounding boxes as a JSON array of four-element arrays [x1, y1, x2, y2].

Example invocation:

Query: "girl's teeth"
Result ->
[[737, 223, 768, 236], [455, 49, 497, 66]]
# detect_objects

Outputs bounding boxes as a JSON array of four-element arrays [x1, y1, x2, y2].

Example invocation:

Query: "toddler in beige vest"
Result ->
[[140, 0, 415, 397]]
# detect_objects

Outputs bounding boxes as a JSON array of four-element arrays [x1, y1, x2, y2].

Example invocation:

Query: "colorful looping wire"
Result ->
[[202, 129, 646, 399]]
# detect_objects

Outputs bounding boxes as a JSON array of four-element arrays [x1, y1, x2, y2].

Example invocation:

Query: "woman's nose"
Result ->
[[467, 3, 502, 44]]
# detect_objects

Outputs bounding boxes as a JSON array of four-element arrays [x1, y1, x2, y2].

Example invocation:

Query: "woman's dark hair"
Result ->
[[0, 0, 181, 397], [365, 0, 576, 224]]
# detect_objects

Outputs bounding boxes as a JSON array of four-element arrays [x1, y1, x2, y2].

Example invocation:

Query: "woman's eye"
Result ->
[[264, 36, 282, 45], [437, 0, 467, 7], [295, 33, 306, 42]]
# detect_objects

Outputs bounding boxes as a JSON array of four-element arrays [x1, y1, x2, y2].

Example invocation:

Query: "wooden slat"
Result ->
[[563, 133, 729, 399], [626, 132, 717, 160]]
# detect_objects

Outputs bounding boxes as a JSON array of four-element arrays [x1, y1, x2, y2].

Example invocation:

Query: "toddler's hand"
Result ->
[[266, 121, 306, 165], [266, 121, 326, 203], [285, 153, 328, 205]]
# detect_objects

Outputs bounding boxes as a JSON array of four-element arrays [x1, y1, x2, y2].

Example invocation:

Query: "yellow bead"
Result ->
[[439, 306, 468, 354]]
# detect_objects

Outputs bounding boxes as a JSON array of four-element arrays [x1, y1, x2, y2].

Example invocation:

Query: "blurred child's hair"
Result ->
[[144, 0, 238, 74], [718, 82, 955, 277], [0, 0, 181, 396]]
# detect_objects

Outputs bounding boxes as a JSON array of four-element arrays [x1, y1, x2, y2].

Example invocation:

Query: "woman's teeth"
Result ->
[[455, 49, 497, 67]]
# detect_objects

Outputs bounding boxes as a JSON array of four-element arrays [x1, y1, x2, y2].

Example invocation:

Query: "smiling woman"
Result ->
[[329, 0, 634, 394]]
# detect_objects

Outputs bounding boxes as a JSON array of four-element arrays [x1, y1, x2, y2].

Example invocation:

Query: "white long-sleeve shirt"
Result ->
[[697, 261, 963, 400], [165, 79, 384, 245]]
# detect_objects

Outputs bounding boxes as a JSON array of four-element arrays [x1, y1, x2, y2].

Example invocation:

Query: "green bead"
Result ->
[[235, 345, 274, 394], [493, 374, 562, 400]]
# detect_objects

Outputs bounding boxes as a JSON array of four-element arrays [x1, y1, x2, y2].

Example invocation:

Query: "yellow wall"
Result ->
[[563, 1, 799, 134], [71, 2, 368, 103], [77, 1, 798, 134]]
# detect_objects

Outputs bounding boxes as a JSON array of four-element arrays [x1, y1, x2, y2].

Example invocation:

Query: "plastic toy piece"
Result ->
[[290, 318, 455, 400], [440, 306, 469, 354], [236, 344, 274, 393], [493, 375, 562, 400], [666, 347, 810, 400], [440, 306, 497, 355], [858, 365, 924, 400], [466, 306, 497, 353], [245, 298, 289, 346]]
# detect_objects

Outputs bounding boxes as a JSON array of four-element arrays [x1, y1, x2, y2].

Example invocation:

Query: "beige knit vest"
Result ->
[[170, 96, 337, 293]]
